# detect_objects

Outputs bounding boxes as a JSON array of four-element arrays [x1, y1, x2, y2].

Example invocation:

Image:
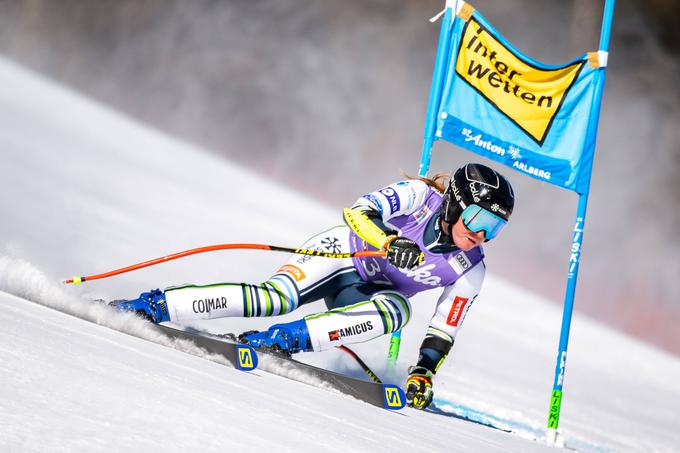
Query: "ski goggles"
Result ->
[[460, 204, 507, 240]]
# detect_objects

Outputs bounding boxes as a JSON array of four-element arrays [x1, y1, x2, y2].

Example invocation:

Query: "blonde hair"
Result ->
[[402, 171, 450, 193]]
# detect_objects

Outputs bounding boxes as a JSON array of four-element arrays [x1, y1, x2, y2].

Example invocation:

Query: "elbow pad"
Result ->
[[343, 208, 393, 249]]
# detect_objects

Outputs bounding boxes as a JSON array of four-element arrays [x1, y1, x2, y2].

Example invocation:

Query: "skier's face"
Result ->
[[451, 217, 486, 250]]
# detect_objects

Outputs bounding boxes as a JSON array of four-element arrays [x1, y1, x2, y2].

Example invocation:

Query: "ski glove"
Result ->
[[405, 366, 434, 410], [384, 236, 424, 270]]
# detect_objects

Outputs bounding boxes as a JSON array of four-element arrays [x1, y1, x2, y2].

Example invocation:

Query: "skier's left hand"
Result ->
[[384, 236, 424, 270], [405, 366, 434, 409]]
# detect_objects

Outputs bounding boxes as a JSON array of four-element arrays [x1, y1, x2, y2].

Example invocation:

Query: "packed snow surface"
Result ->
[[1, 57, 679, 452]]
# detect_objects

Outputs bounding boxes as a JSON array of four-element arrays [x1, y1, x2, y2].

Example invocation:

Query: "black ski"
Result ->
[[157, 325, 405, 410], [151, 324, 258, 371], [252, 348, 407, 411], [91, 298, 258, 371], [95, 297, 405, 411]]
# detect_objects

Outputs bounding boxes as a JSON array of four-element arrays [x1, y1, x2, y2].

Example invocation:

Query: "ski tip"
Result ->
[[382, 384, 407, 410], [235, 344, 258, 371]]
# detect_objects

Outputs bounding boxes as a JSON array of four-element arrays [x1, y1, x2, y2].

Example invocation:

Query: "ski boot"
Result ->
[[239, 319, 312, 355], [109, 288, 170, 323]]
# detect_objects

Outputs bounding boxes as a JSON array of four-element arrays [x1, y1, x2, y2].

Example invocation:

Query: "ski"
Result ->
[[151, 324, 258, 371], [91, 298, 257, 371], [96, 297, 405, 410], [158, 325, 405, 410], [249, 346, 407, 411]]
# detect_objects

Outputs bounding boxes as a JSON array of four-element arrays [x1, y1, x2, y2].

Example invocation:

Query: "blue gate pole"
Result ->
[[388, 1, 456, 374], [418, 1, 456, 178], [546, 192, 589, 443], [546, 0, 615, 444]]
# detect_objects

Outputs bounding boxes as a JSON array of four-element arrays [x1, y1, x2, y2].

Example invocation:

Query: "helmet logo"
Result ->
[[490, 202, 507, 216], [451, 182, 462, 201], [469, 183, 481, 203]]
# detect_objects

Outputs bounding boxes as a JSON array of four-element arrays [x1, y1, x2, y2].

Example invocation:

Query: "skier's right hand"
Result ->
[[384, 236, 424, 270], [405, 366, 434, 409]]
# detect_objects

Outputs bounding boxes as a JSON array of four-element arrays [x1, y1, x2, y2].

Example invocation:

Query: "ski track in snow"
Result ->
[[0, 254, 220, 361], [0, 254, 338, 390], [0, 287, 555, 453]]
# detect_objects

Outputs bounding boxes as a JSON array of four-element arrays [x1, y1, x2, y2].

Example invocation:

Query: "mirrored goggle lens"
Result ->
[[461, 204, 507, 240]]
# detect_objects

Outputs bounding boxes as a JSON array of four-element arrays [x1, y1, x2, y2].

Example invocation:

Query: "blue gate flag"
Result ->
[[430, 2, 608, 194]]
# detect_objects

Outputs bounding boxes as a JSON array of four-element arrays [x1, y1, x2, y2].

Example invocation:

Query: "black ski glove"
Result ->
[[385, 236, 424, 270]]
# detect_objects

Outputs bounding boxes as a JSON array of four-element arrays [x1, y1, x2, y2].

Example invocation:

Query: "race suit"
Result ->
[[163, 179, 485, 371]]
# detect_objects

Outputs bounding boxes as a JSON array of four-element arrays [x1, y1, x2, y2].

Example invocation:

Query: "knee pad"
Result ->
[[303, 291, 411, 351]]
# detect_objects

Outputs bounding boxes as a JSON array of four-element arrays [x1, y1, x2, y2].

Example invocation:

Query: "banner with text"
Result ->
[[434, 3, 607, 194]]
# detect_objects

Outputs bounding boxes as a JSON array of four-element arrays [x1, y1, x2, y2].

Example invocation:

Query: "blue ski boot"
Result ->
[[109, 289, 170, 323], [240, 319, 312, 355]]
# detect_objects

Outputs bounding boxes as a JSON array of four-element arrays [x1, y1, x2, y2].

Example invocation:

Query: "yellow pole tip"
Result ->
[[73, 276, 83, 285]]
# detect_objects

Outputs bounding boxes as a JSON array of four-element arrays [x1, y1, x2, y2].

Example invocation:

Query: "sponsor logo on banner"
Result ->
[[460, 127, 552, 181], [446, 296, 469, 327], [278, 264, 306, 281], [455, 18, 585, 144], [328, 321, 374, 341], [379, 187, 401, 214], [507, 145, 522, 160], [461, 128, 507, 157], [512, 160, 552, 180], [448, 252, 472, 274], [192, 297, 228, 314]]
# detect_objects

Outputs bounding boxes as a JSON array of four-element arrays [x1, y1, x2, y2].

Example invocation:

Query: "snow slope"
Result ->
[[1, 290, 557, 453], [1, 57, 679, 452]]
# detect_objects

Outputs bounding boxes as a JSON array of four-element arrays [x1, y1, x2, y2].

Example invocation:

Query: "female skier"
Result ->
[[112, 162, 515, 409]]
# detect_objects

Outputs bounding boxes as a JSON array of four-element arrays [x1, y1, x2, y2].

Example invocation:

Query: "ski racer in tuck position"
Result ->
[[112, 163, 515, 409]]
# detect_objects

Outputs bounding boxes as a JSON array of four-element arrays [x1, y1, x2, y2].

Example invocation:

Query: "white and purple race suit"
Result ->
[[344, 179, 486, 350], [163, 179, 486, 353], [350, 181, 484, 297]]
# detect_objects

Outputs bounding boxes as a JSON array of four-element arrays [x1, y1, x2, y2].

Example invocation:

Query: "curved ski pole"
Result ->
[[64, 243, 386, 285], [337, 345, 382, 384]]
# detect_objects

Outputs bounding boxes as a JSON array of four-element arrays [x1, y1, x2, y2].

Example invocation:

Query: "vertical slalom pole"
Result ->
[[388, 0, 457, 374], [546, 193, 589, 444], [546, 0, 615, 444], [418, 0, 457, 177]]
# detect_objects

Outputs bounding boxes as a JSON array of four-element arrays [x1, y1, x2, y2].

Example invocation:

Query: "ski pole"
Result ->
[[64, 243, 386, 285], [386, 330, 402, 375], [337, 345, 382, 384]]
